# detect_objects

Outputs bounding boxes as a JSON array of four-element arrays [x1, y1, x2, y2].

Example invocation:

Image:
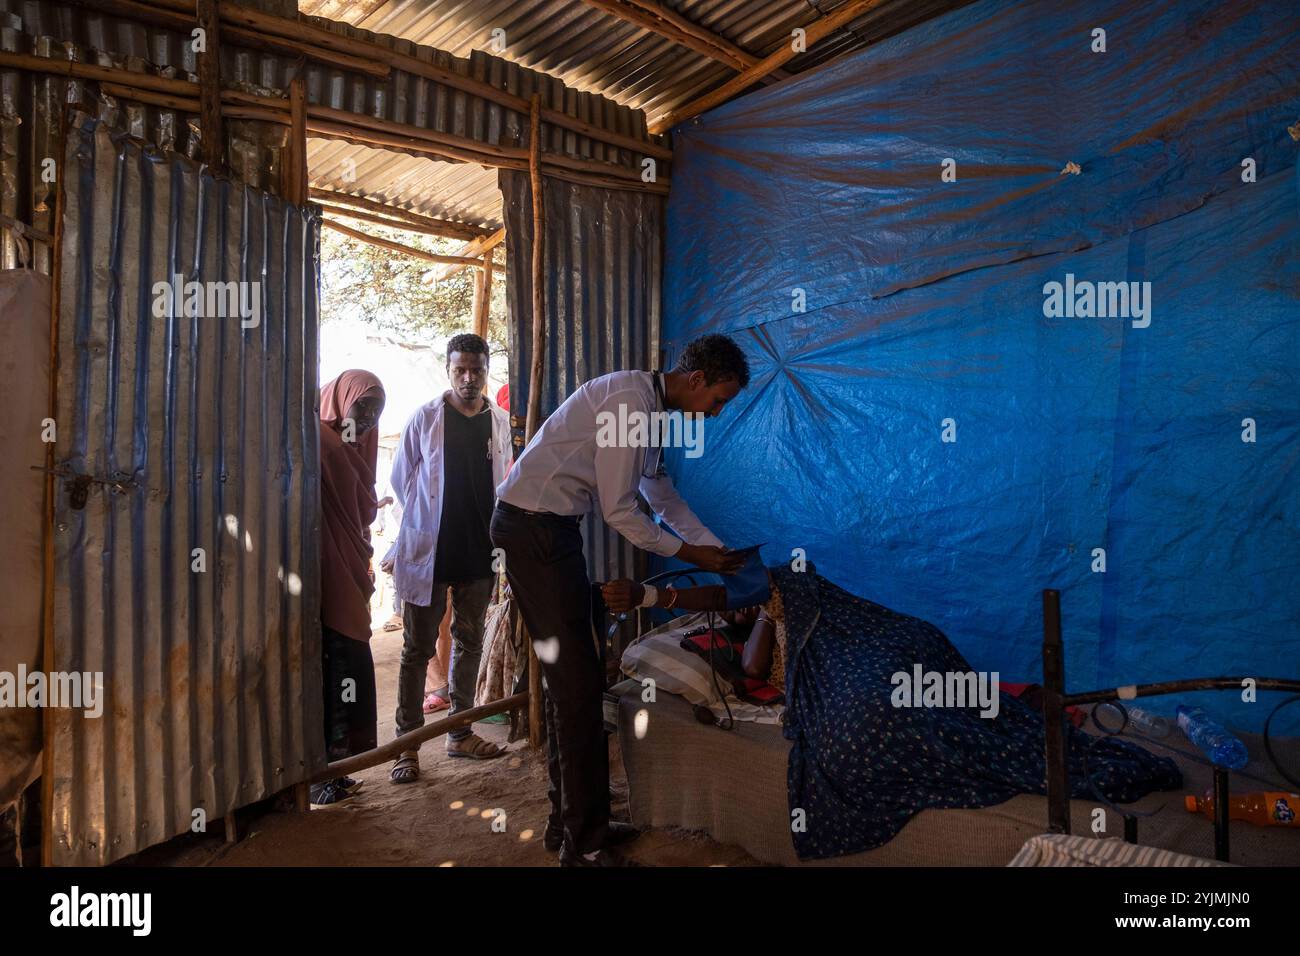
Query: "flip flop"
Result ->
[[422, 693, 450, 714], [390, 750, 420, 784], [446, 734, 505, 760]]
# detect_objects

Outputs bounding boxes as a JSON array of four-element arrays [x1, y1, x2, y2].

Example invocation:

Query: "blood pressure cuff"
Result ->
[[723, 545, 770, 609]]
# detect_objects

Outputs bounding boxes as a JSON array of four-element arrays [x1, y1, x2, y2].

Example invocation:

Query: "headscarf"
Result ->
[[319, 370, 385, 642]]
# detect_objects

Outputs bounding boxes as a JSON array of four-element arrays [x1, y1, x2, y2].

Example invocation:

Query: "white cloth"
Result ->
[[496, 370, 723, 557], [390, 393, 511, 606]]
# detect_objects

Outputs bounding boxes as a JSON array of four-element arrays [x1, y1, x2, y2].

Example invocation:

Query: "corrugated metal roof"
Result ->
[[307, 139, 502, 229], [298, 0, 977, 130], [51, 113, 323, 866]]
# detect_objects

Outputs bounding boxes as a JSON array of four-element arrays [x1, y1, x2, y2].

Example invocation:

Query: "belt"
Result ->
[[496, 500, 582, 525]]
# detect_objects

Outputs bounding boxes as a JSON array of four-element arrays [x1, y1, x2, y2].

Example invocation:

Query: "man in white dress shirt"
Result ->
[[490, 333, 750, 866]]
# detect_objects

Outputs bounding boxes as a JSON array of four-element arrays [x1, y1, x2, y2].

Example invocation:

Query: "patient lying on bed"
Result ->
[[602, 566, 1183, 861]]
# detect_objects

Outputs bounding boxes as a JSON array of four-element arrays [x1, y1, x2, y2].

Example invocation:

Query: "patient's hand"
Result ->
[[601, 579, 644, 613]]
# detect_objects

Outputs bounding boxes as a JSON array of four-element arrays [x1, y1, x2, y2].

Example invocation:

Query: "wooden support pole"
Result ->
[[196, 0, 224, 171], [293, 781, 310, 812], [472, 253, 493, 339], [648, 0, 886, 133], [223, 810, 240, 844], [315, 203, 500, 248], [321, 219, 491, 266], [316, 693, 527, 781], [526, 94, 546, 750], [287, 74, 307, 204], [310, 188, 484, 240], [430, 227, 506, 281]]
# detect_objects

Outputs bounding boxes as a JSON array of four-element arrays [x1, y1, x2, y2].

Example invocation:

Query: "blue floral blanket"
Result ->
[[773, 568, 1182, 860]]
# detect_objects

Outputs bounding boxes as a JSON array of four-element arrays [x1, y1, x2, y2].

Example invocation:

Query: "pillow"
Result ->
[[619, 613, 722, 707]]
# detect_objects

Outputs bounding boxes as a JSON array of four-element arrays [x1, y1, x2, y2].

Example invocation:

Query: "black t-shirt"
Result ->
[[433, 399, 496, 582]]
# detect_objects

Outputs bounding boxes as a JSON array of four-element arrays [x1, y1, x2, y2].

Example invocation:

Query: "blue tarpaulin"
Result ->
[[660, 0, 1300, 732]]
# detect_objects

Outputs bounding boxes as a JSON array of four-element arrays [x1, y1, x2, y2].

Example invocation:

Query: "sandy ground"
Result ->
[[138, 623, 758, 868]]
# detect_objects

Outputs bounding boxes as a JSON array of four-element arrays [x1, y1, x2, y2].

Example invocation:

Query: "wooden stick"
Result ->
[[309, 187, 483, 241], [0, 50, 195, 96], [322, 219, 490, 266], [580, 0, 787, 82], [430, 227, 506, 281], [472, 254, 493, 338], [306, 117, 530, 171], [315, 203, 497, 248], [526, 95, 547, 750], [287, 75, 307, 204], [309, 102, 528, 167], [648, 0, 886, 133], [543, 165, 670, 196], [316, 693, 527, 781], [196, 0, 224, 170], [61, 0, 390, 78]]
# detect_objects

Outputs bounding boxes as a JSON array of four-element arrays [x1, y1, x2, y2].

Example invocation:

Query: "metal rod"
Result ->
[[1041, 588, 1070, 834], [1213, 766, 1230, 862], [1064, 677, 1300, 707]]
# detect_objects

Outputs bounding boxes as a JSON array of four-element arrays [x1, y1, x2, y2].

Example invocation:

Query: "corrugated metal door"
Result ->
[[48, 114, 324, 866]]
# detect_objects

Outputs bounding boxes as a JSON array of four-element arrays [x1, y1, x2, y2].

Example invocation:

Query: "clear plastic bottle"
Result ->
[[1176, 705, 1248, 769], [1126, 706, 1171, 737], [1093, 703, 1171, 737], [1184, 791, 1300, 827]]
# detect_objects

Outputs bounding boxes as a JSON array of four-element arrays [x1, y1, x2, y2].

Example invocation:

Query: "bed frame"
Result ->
[[1039, 588, 1300, 862]]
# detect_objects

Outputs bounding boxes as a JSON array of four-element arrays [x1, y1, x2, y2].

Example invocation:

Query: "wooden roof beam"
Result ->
[[648, 0, 886, 134], [429, 228, 506, 282], [579, 0, 788, 82]]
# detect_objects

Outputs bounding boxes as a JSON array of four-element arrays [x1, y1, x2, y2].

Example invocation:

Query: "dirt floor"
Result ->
[[141, 624, 758, 867]]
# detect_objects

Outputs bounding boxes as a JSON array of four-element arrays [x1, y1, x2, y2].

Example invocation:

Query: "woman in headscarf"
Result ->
[[313, 369, 386, 808]]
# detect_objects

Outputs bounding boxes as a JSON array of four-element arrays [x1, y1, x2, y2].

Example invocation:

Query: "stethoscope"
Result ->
[[642, 370, 669, 480]]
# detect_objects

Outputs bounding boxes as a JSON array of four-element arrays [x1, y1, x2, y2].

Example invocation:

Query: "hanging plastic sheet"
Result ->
[[661, 0, 1300, 732]]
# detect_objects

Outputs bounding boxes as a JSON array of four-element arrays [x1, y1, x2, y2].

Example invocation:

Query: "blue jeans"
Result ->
[[395, 577, 495, 740]]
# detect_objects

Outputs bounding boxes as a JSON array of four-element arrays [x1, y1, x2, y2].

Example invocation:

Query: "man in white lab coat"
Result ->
[[388, 334, 511, 783]]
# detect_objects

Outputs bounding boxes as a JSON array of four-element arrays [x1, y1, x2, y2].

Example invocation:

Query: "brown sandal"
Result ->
[[446, 734, 505, 760], [390, 750, 420, 783]]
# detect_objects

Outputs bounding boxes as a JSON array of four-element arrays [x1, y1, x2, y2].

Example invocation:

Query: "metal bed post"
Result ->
[[1041, 589, 1071, 834]]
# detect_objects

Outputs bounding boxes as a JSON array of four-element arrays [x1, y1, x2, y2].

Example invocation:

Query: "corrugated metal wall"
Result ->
[[500, 169, 660, 584], [49, 114, 322, 866]]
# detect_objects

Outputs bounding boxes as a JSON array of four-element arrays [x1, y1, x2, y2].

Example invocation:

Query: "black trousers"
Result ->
[[489, 502, 609, 855], [321, 625, 378, 762]]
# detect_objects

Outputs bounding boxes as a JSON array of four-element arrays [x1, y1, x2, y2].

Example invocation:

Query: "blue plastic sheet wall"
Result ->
[[662, 0, 1300, 732]]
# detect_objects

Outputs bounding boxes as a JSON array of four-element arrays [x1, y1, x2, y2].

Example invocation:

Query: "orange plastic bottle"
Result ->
[[1184, 791, 1300, 827]]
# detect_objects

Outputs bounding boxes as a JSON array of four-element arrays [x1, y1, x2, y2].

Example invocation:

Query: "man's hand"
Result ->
[[600, 579, 645, 613], [380, 557, 395, 574], [678, 543, 745, 575], [377, 495, 394, 509]]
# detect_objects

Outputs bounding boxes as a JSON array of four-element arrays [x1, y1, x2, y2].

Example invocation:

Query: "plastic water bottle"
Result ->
[[1093, 703, 1171, 737], [1126, 707, 1171, 738], [1176, 706, 1248, 769]]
